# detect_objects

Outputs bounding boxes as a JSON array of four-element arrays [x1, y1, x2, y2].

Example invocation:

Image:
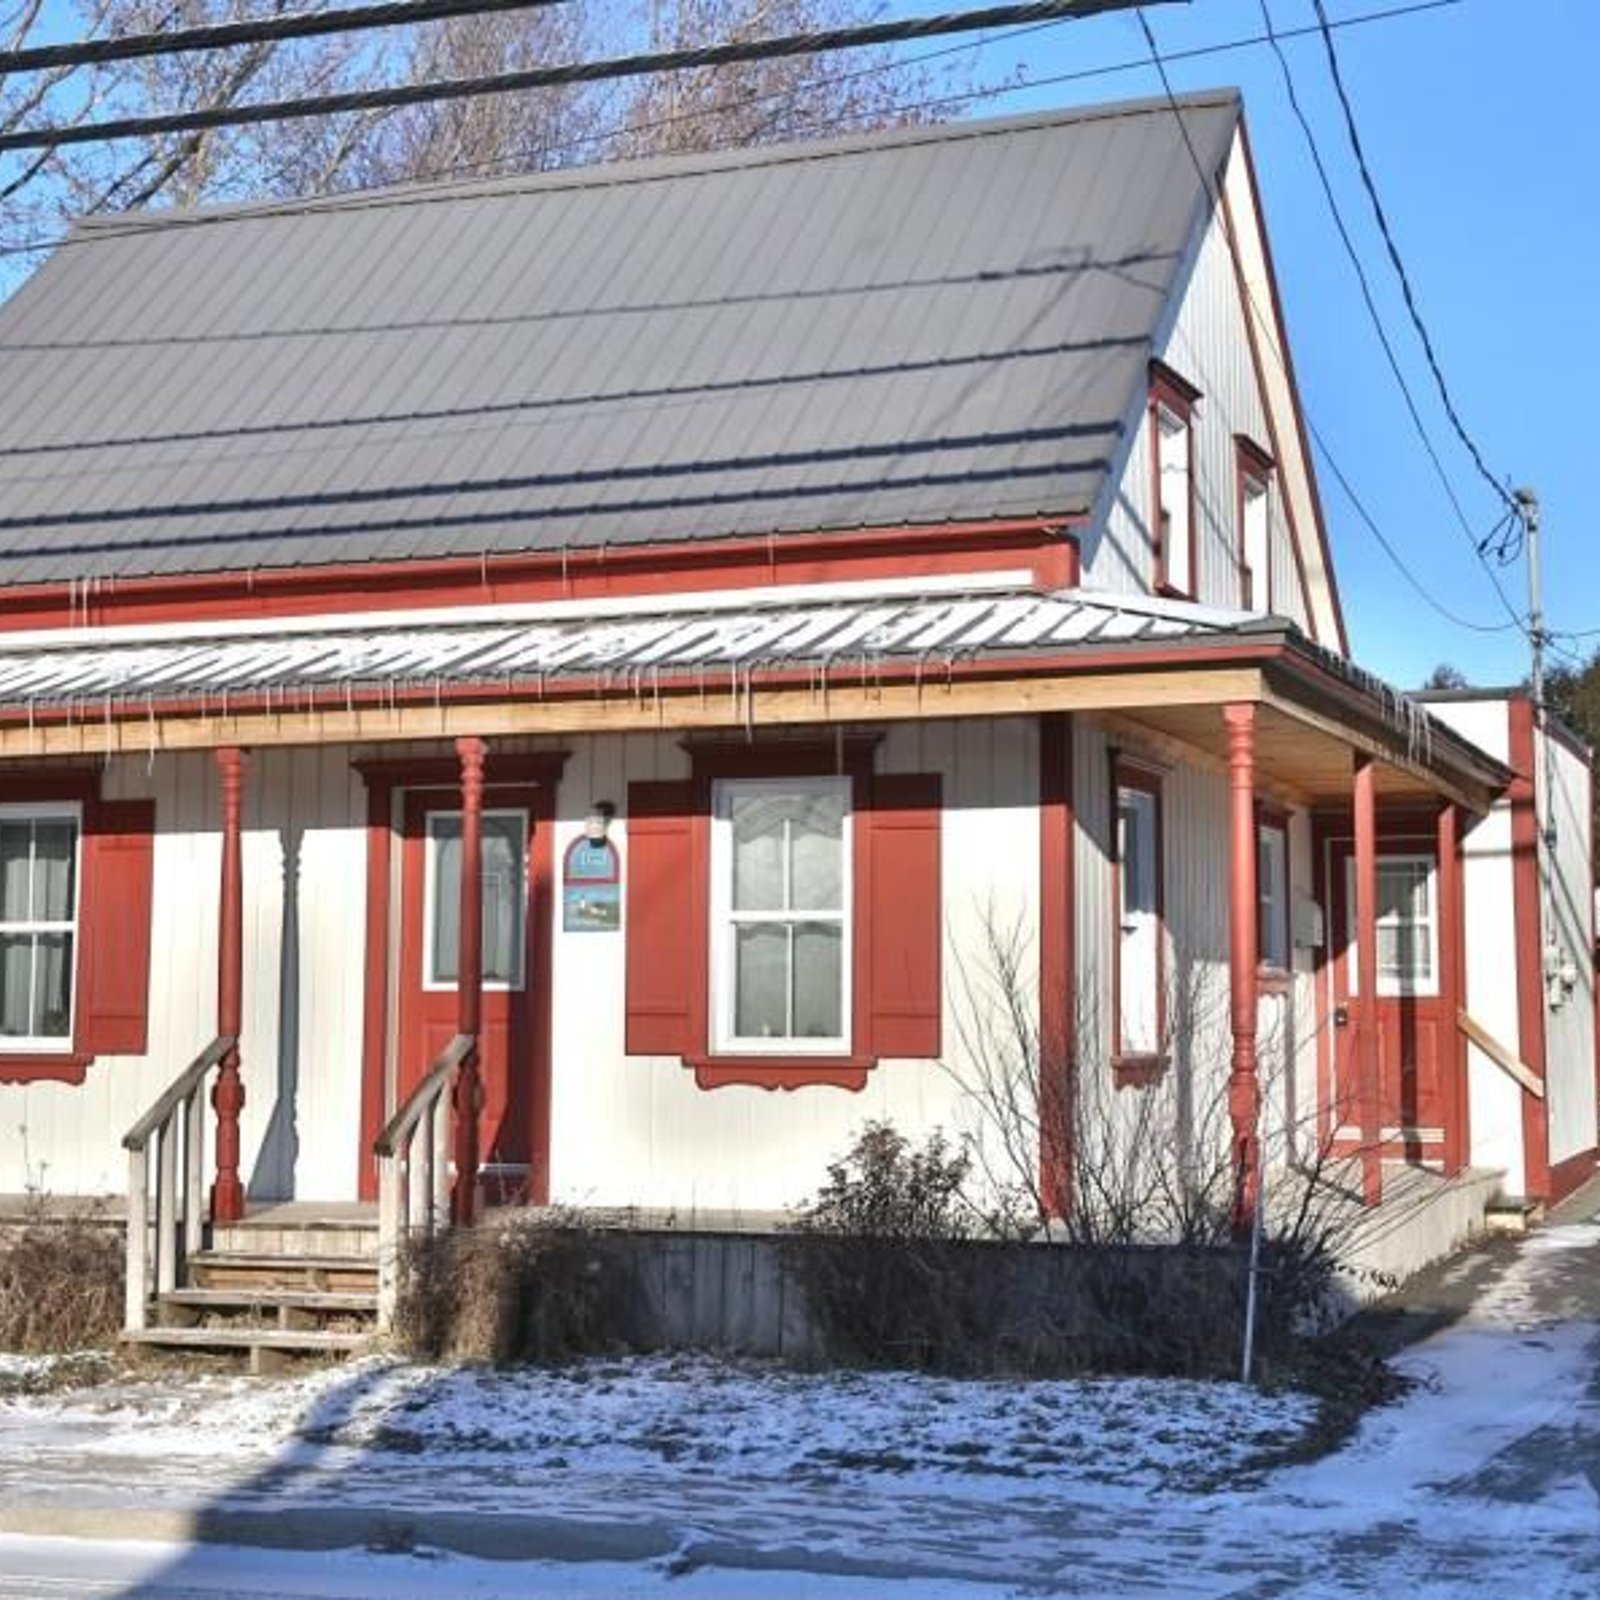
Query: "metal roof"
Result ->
[[0, 586, 1260, 708], [0, 93, 1239, 588]]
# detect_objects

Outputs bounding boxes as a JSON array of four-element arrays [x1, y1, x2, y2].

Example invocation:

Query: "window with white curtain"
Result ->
[[1155, 403, 1193, 595], [1344, 853, 1437, 996], [425, 809, 528, 989], [1257, 821, 1290, 971], [1115, 777, 1162, 1058], [0, 806, 81, 1047], [1241, 470, 1270, 611], [711, 777, 850, 1052]]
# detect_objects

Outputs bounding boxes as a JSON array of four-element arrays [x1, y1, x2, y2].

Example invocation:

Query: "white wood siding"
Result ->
[[1082, 140, 1315, 637], [1, 749, 368, 1200], [1072, 716, 1316, 1177], [1544, 731, 1596, 1166], [6, 719, 1326, 1215], [547, 720, 1040, 1213]]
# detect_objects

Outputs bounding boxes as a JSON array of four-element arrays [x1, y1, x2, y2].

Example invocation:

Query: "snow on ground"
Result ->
[[8, 1352, 1313, 1493], [1, 1220, 1599, 1597]]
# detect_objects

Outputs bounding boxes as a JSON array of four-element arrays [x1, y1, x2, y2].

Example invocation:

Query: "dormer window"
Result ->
[[1236, 436, 1275, 612], [1149, 363, 1200, 598]]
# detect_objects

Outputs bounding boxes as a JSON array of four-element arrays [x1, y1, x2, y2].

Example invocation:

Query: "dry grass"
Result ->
[[0, 1208, 124, 1353], [394, 1211, 637, 1364]]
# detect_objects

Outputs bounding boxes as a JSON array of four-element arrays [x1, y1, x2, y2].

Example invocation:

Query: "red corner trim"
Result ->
[[1549, 1146, 1597, 1206]]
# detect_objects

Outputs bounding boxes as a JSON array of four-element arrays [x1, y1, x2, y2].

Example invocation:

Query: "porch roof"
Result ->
[[0, 581, 1509, 812]]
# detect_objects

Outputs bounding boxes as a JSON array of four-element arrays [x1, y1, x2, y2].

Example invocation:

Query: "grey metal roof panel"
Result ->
[[0, 585, 1258, 707], [0, 93, 1239, 587]]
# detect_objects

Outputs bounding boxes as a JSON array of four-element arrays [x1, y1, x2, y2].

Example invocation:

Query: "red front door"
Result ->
[[1328, 838, 1447, 1162], [396, 785, 545, 1200]]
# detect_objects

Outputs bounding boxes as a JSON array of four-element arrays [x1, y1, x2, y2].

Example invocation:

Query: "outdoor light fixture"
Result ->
[[585, 801, 616, 841]]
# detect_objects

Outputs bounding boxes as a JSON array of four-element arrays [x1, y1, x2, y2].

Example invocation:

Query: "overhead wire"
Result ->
[[0, 0, 1471, 261], [1135, 5, 1525, 640], [0, 0, 1156, 153], [0, 0, 574, 75], [1307, 0, 1520, 527], [1257, 1, 1476, 541]]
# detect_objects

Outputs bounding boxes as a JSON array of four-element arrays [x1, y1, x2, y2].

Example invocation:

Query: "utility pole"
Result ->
[[1516, 486, 1563, 1006]]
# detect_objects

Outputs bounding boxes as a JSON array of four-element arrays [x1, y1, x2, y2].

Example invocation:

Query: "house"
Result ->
[[0, 92, 1590, 1345]]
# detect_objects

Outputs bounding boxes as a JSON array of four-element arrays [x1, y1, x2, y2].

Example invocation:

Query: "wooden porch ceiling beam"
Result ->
[[1258, 682, 1497, 816], [0, 666, 1268, 757]]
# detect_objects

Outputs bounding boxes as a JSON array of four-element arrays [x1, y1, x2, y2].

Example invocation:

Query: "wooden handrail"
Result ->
[[374, 1033, 474, 1158], [123, 1035, 236, 1152], [1458, 1009, 1545, 1100]]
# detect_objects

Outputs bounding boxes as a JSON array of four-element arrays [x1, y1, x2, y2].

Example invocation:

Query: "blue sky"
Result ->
[[955, 0, 1593, 689]]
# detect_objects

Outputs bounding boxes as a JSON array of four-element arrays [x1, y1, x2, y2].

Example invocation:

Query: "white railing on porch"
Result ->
[[121, 1034, 235, 1333], [373, 1032, 474, 1331]]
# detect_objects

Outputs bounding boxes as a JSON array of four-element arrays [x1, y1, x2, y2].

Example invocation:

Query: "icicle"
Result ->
[[146, 696, 157, 774]]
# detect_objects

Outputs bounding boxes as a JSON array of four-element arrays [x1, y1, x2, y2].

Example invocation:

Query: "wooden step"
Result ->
[[210, 1222, 379, 1258], [123, 1324, 371, 1375], [155, 1287, 376, 1332], [186, 1251, 379, 1295], [1483, 1196, 1544, 1235]]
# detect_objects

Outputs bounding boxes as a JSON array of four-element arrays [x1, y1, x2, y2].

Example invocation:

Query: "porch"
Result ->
[[0, 583, 1520, 1355]]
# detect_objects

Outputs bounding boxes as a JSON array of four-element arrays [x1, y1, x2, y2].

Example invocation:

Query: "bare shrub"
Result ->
[[0, 1206, 124, 1353], [786, 1122, 1022, 1371], [394, 1210, 635, 1364], [934, 908, 1366, 1377]]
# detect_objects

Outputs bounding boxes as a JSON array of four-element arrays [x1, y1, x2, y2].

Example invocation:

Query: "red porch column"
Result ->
[[211, 746, 247, 1224], [452, 735, 487, 1225], [1353, 754, 1382, 1206], [1225, 704, 1261, 1232], [1437, 801, 1467, 1177], [1038, 712, 1076, 1217]]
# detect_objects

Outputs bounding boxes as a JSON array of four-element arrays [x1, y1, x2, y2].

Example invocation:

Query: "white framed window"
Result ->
[[710, 777, 850, 1054], [0, 804, 82, 1049], [1257, 820, 1290, 971], [1241, 470, 1270, 611], [1344, 853, 1437, 996], [423, 808, 529, 991], [1155, 402, 1193, 595], [1115, 773, 1163, 1060]]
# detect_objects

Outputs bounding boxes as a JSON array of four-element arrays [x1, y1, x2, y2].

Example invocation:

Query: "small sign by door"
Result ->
[[563, 836, 621, 932]]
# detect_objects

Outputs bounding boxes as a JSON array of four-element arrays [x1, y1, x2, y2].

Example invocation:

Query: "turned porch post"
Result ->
[[1225, 703, 1260, 1233], [211, 746, 247, 1223], [452, 735, 487, 1226], [1353, 754, 1382, 1206]]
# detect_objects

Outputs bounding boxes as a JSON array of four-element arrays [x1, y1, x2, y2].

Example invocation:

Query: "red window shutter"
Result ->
[[77, 798, 156, 1057], [625, 781, 702, 1056], [866, 773, 942, 1058]]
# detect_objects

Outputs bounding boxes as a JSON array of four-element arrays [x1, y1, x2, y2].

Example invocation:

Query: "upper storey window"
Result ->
[[1236, 436, 1275, 612], [1149, 363, 1201, 598]]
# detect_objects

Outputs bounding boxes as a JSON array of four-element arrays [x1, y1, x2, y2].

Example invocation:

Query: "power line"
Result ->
[[1134, 7, 1523, 641], [1307, 0, 1519, 525], [1257, 2, 1474, 538], [0, 0, 571, 76], [0, 0, 1469, 263], [0, 0, 1161, 154], [1259, 1, 1527, 637]]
